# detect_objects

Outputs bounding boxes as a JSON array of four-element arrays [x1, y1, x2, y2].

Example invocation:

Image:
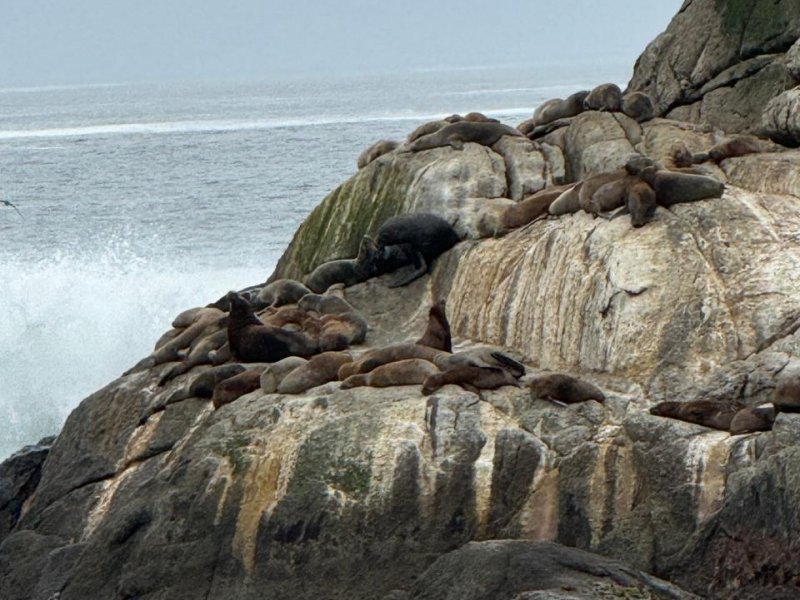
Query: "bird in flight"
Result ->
[[1, 199, 23, 218]]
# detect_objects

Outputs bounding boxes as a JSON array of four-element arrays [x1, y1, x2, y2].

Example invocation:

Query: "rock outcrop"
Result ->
[[3, 2, 800, 599]]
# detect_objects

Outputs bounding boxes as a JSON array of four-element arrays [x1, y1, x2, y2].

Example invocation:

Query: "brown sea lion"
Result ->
[[172, 306, 205, 329], [421, 366, 521, 396], [338, 343, 446, 380], [319, 311, 368, 351], [260, 356, 309, 393], [212, 369, 264, 409], [627, 160, 725, 207], [405, 121, 523, 152], [365, 213, 460, 288], [517, 117, 536, 136], [548, 183, 583, 216], [297, 292, 356, 316], [255, 279, 311, 309], [303, 237, 380, 294], [227, 292, 319, 363], [433, 348, 525, 379], [577, 170, 627, 212], [407, 120, 449, 143], [357, 139, 399, 169], [501, 184, 572, 229], [584, 83, 623, 112], [649, 400, 743, 430], [154, 327, 181, 351], [340, 358, 439, 389], [463, 111, 499, 123], [586, 176, 640, 215], [627, 180, 658, 228], [529, 373, 605, 404], [158, 328, 229, 386], [773, 376, 800, 412], [278, 351, 353, 395], [621, 92, 654, 123], [416, 300, 451, 352], [729, 405, 776, 435], [189, 363, 250, 398], [533, 90, 589, 126]]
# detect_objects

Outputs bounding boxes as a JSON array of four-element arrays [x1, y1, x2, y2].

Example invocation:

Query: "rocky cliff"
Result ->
[[3, 2, 800, 599]]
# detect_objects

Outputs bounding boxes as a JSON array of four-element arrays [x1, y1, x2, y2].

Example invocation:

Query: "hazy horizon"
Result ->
[[3, 1, 683, 87]]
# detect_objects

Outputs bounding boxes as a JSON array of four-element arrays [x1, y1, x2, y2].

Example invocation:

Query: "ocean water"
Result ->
[[0, 61, 630, 459]]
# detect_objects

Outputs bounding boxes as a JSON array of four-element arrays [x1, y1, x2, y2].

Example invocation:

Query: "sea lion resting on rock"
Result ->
[[260, 356, 308, 393], [434, 348, 526, 378], [649, 400, 743, 430], [529, 373, 605, 404], [212, 368, 264, 409], [407, 120, 449, 143], [158, 328, 229, 386], [729, 405, 776, 435], [584, 83, 622, 112], [422, 366, 521, 396], [304, 237, 381, 294], [341, 358, 439, 389], [621, 92, 654, 123], [279, 351, 353, 395], [357, 139, 399, 169], [405, 121, 523, 152], [533, 90, 589, 127], [548, 183, 583, 216], [255, 279, 311, 309], [501, 184, 572, 230], [338, 343, 446, 380], [416, 300, 452, 352], [577, 170, 627, 213], [671, 136, 781, 167], [298, 292, 357, 316], [227, 292, 319, 363], [625, 156, 724, 207], [319, 311, 368, 351], [626, 179, 658, 228], [366, 213, 460, 287]]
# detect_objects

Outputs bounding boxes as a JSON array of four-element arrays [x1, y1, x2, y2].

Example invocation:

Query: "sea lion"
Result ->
[[772, 376, 800, 412], [649, 400, 743, 430], [262, 305, 321, 333], [297, 292, 356, 316], [357, 139, 399, 169], [278, 351, 353, 395], [463, 111, 499, 123], [172, 307, 205, 329], [517, 118, 537, 136], [407, 120, 449, 143], [303, 237, 380, 294], [366, 213, 460, 287], [158, 328, 229, 386], [340, 358, 439, 389], [212, 369, 264, 409], [226, 292, 319, 363], [577, 170, 627, 213], [154, 327, 181, 351], [501, 184, 572, 229], [319, 311, 368, 351], [434, 348, 526, 379], [621, 92, 654, 123], [626, 179, 657, 228], [729, 405, 776, 435], [443, 114, 464, 123], [416, 300, 451, 352], [548, 183, 583, 216], [405, 121, 523, 152], [529, 373, 605, 404], [255, 279, 311, 309], [639, 166, 725, 207], [533, 90, 589, 126], [586, 176, 639, 215], [584, 83, 623, 112], [421, 365, 521, 396], [189, 363, 249, 398], [260, 356, 309, 393], [338, 343, 446, 380]]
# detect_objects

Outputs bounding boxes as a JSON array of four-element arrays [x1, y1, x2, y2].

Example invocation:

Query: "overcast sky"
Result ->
[[1, 1, 683, 86]]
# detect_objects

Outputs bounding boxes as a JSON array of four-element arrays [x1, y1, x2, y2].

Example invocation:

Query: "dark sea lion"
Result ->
[[421, 365, 521, 396], [434, 348, 526, 379], [338, 343, 446, 380], [463, 112, 499, 123], [304, 237, 379, 294], [621, 92, 654, 123], [416, 300, 451, 352], [341, 358, 439, 389], [577, 170, 627, 212], [367, 213, 460, 287], [297, 292, 356, 315], [255, 279, 311, 309], [626, 180, 657, 228], [533, 90, 589, 126], [278, 351, 353, 394], [405, 121, 523, 152], [529, 373, 605, 404], [260, 356, 309, 393], [357, 139, 399, 169], [586, 176, 639, 215], [649, 400, 743, 430], [729, 405, 776, 435], [407, 120, 449, 143], [227, 292, 319, 363], [548, 183, 583, 216], [189, 363, 249, 398], [772, 377, 800, 412], [584, 83, 623, 112], [640, 166, 725, 207], [319, 311, 368, 351], [212, 369, 264, 409], [501, 184, 572, 229]]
